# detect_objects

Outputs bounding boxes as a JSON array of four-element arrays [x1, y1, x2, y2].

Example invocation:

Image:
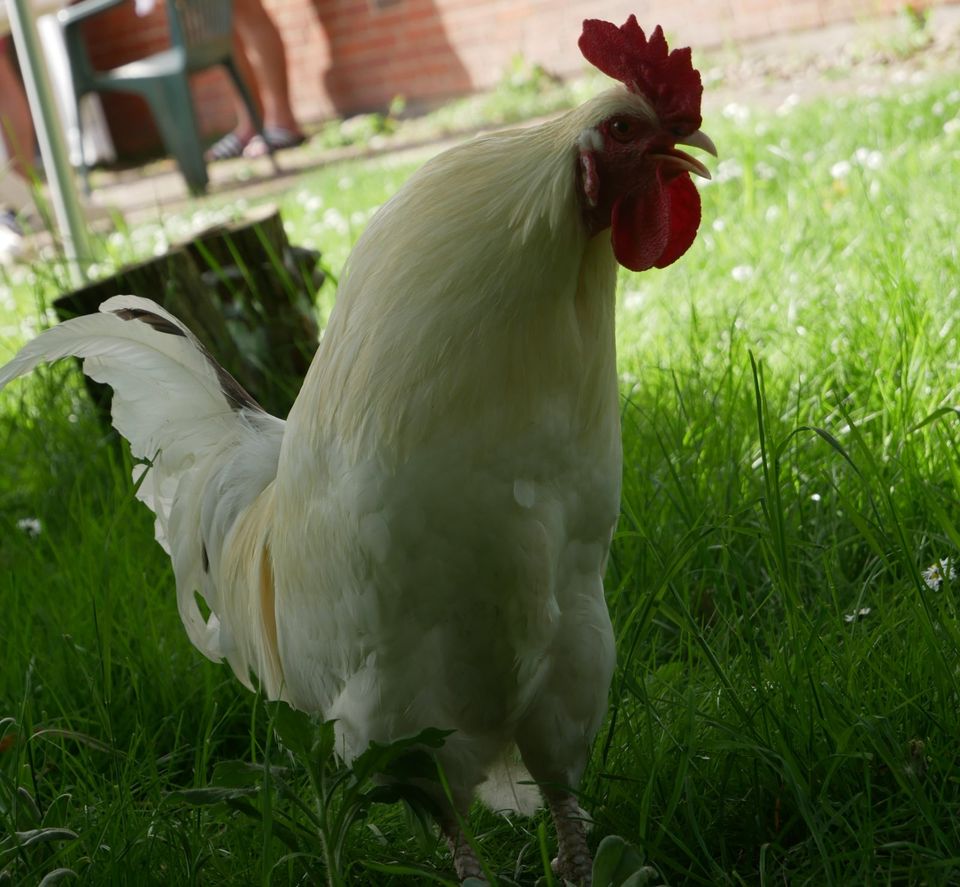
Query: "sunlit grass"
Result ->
[[2, 73, 960, 884]]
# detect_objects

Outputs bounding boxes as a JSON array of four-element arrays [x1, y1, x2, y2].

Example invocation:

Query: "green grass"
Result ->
[[3, 73, 960, 885]]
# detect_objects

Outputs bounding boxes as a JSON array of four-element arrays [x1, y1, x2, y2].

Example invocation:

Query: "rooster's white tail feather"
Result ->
[[0, 296, 285, 692]]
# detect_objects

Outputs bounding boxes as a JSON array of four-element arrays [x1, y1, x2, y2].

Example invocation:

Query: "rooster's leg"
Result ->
[[440, 817, 486, 884], [545, 789, 592, 886]]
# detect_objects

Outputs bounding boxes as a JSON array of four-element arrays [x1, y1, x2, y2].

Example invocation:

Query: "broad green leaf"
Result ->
[[269, 701, 316, 757], [620, 868, 661, 887], [352, 727, 452, 783], [15, 828, 78, 849], [592, 834, 646, 887], [38, 870, 77, 887]]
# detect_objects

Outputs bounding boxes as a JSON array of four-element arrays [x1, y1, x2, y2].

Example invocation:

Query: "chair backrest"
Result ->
[[165, 0, 234, 70]]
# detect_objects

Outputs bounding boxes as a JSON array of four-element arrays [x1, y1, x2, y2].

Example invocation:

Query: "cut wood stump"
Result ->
[[54, 205, 323, 417]]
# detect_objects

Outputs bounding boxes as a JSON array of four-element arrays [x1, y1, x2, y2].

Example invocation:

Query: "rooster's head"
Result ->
[[577, 17, 716, 272]]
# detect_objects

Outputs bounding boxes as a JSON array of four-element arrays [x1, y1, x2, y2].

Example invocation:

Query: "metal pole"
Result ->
[[5, 0, 91, 285]]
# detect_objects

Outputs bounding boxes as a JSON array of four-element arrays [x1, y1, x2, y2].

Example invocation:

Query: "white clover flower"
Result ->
[[17, 316, 41, 340], [921, 558, 956, 590], [321, 208, 349, 235], [722, 102, 750, 124], [16, 517, 42, 537], [853, 148, 883, 170], [713, 158, 744, 184], [830, 160, 852, 180]]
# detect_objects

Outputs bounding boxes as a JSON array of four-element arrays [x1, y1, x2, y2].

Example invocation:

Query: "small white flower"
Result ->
[[713, 158, 744, 184], [944, 118, 960, 135], [830, 160, 852, 180], [321, 208, 349, 235], [731, 264, 754, 283], [16, 517, 42, 537], [853, 148, 883, 170], [921, 558, 956, 590], [844, 607, 871, 623], [722, 102, 750, 124]]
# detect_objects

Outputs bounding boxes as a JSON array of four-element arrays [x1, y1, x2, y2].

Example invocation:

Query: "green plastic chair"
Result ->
[[58, 0, 275, 194]]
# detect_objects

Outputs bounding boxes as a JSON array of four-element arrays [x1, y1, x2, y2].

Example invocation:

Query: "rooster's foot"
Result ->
[[547, 791, 593, 886], [442, 818, 487, 884]]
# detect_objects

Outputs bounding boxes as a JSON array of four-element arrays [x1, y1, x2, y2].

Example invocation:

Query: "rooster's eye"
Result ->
[[608, 117, 642, 143]]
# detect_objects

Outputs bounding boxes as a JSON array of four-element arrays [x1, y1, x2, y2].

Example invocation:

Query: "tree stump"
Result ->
[[54, 205, 323, 417]]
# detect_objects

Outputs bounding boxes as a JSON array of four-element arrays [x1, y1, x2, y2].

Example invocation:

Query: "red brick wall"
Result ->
[[78, 0, 954, 158]]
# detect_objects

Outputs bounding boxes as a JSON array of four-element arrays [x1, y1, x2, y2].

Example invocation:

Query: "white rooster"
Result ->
[[0, 17, 714, 884]]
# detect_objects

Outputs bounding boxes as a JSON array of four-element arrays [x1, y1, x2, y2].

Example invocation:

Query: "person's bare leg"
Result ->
[[232, 0, 302, 135], [0, 43, 37, 181]]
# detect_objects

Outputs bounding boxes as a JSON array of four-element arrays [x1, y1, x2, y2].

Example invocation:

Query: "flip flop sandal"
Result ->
[[243, 126, 307, 158], [205, 131, 249, 162]]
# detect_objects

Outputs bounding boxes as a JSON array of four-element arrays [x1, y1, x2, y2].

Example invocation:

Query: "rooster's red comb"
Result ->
[[579, 16, 703, 130]]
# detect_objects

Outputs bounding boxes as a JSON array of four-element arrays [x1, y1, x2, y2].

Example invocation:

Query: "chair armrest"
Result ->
[[57, 0, 128, 30], [57, 0, 129, 92]]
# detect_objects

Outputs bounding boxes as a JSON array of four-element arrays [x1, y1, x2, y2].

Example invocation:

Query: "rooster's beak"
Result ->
[[680, 130, 718, 159], [650, 129, 718, 180]]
